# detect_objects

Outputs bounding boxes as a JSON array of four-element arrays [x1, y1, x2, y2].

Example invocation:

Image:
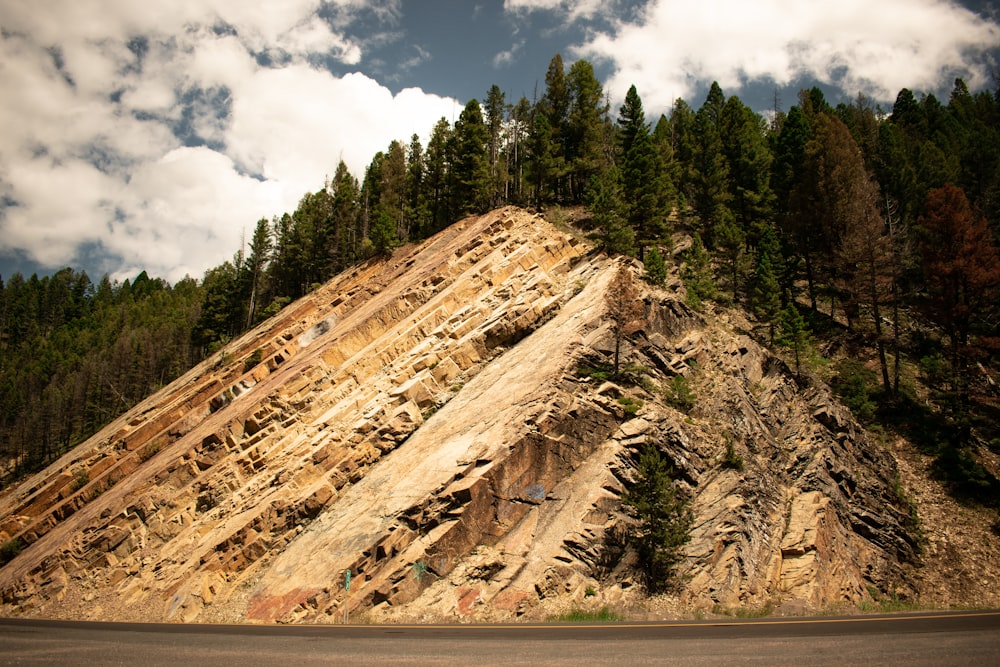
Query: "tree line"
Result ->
[[0, 270, 201, 479], [2, 53, 999, 487]]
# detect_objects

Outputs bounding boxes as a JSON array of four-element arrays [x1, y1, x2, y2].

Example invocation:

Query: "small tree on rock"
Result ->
[[605, 264, 646, 375]]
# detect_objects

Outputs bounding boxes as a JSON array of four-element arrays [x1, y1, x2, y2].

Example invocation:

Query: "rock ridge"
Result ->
[[0, 207, 921, 621]]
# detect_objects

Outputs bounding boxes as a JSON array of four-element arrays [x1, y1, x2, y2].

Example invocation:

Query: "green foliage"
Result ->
[[586, 167, 634, 255], [617, 395, 643, 416], [680, 232, 717, 310], [643, 247, 668, 286], [70, 469, 90, 492], [777, 303, 810, 380], [244, 348, 264, 373], [0, 538, 23, 566], [370, 211, 398, 257], [665, 374, 695, 413], [918, 353, 949, 388], [575, 365, 613, 382], [0, 268, 204, 482], [831, 359, 879, 424], [549, 606, 624, 622], [621, 443, 694, 593], [721, 434, 744, 472]]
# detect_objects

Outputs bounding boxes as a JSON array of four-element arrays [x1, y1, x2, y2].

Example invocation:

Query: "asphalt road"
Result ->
[[1, 610, 998, 666]]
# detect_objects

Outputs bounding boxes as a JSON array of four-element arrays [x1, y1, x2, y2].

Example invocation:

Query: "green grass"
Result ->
[[548, 606, 624, 622]]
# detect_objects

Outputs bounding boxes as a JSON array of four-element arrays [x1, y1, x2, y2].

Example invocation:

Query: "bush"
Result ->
[[70, 469, 90, 492], [831, 359, 878, 424], [0, 538, 23, 565], [617, 396, 643, 416], [722, 435, 744, 472], [665, 374, 695, 413]]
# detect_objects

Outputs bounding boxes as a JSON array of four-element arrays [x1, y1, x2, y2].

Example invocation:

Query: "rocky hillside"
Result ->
[[0, 207, 991, 622]]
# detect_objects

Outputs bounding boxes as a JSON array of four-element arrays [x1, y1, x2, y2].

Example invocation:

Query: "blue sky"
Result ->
[[1, 0, 999, 283]]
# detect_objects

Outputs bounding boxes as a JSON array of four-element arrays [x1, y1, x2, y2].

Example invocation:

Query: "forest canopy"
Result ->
[[2, 54, 999, 490]]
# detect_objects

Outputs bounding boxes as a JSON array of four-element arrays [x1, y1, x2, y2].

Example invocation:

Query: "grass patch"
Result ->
[[712, 600, 774, 618], [860, 587, 924, 614], [575, 365, 613, 382], [549, 606, 624, 622], [617, 395, 643, 416]]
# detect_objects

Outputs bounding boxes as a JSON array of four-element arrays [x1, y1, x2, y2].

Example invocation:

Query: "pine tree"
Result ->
[[777, 303, 809, 381], [643, 247, 667, 287], [917, 183, 1000, 427], [452, 99, 490, 216], [751, 229, 783, 344], [618, 85, 669, 257], [680, 232, 716, 310], [586, 166, 634, 255], [621, 443, 694, 593], [484, 84, 508, 208]]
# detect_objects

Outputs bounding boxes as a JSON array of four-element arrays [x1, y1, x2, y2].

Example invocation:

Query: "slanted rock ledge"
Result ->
[[0, 207, 919, 622]]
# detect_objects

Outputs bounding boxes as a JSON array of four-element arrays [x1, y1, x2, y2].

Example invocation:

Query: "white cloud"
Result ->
[[570, 0, 1000, 113], [504, 0, 607, 21], [0, 0, 456, 283], [226, 67, 455, 188]]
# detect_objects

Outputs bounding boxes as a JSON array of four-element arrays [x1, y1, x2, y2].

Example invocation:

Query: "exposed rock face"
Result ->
[[0, 207, 920, 622]]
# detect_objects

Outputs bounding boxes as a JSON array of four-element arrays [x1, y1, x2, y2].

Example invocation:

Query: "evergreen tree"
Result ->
[[329, 160, 361, 271], [777, 303, 810, 380], [691, 83, 732, 249], [243, 217, 272, 328], [566, 59, 609, 202], [484, 84, 508, 208], [425, 117, 453, 233], [452, 99, 491, 216], [751, 227, 783, 344], [618, 85, 669, 257], [680, 232, 716, 310], [405, 134, 429, 239], [586, 166, 634, 255], [643, 247, 668, 287], [669, 98, 698, 207], [621, 443, 694, 593], [380, 140, 408, 242]]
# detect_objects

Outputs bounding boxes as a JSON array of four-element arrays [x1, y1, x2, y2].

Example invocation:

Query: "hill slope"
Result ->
[[0, 207, 980, 622]]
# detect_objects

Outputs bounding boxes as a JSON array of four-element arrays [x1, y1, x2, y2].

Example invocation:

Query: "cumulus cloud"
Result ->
[[511, 0, 1000, 113], [0, 0, 455, 282]]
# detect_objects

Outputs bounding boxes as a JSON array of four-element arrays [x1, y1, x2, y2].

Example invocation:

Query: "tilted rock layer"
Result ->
[[0, 207, 920, 622]]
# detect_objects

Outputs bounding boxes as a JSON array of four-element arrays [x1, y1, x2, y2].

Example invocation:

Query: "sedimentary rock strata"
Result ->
[[0, 207, 919, 622]]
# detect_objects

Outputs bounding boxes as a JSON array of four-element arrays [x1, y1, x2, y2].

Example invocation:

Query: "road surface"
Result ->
[[1, 610, 998, 665]]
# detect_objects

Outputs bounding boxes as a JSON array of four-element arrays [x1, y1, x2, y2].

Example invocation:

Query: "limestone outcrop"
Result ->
[[0, 207, 921, 622]]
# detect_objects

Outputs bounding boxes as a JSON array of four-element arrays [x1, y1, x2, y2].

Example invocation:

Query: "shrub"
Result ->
[[721, 435, 744, 472], [665, 374, 695, 413], [831, 359, 878, 424], [0, 538, 23, 565], [643, 247, 668, 286], [617, 395, 643, 416], [70, 469, 90, 492]]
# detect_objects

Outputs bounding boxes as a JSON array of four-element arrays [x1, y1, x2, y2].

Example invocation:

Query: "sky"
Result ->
[[2, 0, 999, 284]]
